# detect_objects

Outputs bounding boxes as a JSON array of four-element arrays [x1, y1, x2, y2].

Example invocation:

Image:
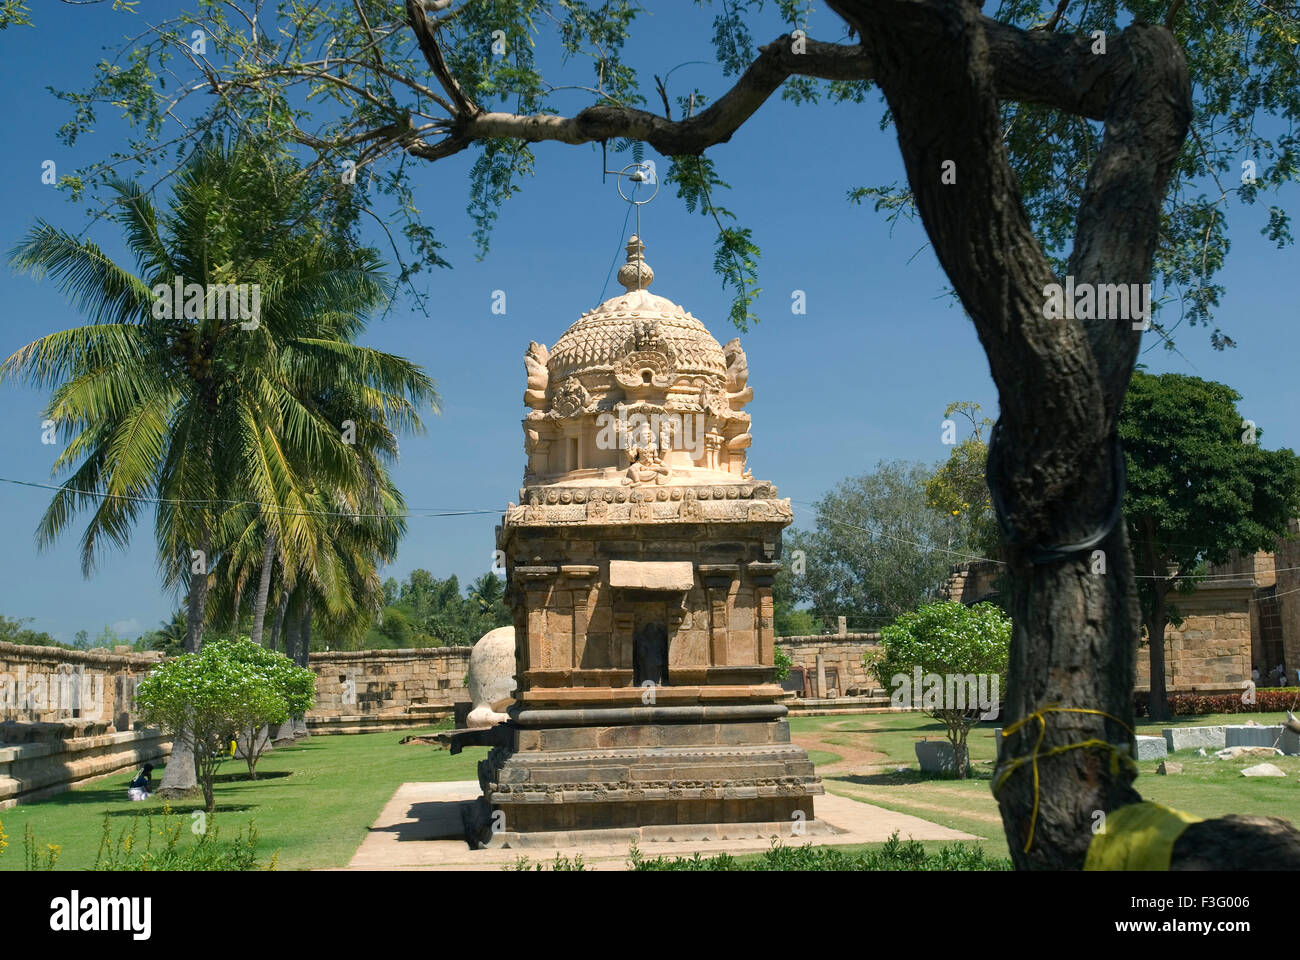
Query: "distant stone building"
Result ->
[[938, 521, 1300, 694]]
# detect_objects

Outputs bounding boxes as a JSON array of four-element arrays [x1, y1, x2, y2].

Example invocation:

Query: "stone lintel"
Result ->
[[608, 560, 694, 591], [516, 565, 559, 580], [560, 564, 600, 578]]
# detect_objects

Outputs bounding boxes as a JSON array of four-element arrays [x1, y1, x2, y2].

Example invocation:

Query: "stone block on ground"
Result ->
[[1156, 761, 1183, 775], [1225, 725, 1283, 749], [915, 739, 968, 774], [1163, 725, 1226, 752], [1134, 735, 1168, 760]]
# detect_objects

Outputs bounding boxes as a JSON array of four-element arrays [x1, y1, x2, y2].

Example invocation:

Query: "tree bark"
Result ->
[[1146, 589, 1172, 723], [270, 588, 290, 653], [159, 527, 211, 797], [249, 528, 277, 646], [825, 0, 1187, 868], [183, 530, 211, 655]]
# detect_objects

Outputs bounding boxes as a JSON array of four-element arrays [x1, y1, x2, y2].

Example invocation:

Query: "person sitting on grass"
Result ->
[[126, 763, 154, 801]]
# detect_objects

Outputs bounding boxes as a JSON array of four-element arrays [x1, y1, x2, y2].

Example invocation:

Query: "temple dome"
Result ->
[[546, 237, 727, 385]]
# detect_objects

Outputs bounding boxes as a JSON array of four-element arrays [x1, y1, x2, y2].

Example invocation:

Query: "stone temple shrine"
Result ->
[[469, 236, 827, 845]]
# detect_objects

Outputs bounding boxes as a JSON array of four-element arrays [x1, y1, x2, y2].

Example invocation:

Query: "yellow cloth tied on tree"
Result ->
[[1084, 802, 1203, 871]]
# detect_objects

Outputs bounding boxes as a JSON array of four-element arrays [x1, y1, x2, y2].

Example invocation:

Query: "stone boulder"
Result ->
[[1241, 762, 1287, 778], [466, 626, 516, 729]]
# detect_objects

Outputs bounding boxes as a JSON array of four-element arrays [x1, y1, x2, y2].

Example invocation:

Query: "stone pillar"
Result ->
[[562, 565, 598, 670], [838, 616, 847, 637], [517, 566, 557, 676], [748, 561, 781, 668], [816, 654, 827, 699], [613, 613, 635, 671], [701, 568, 734, 667]]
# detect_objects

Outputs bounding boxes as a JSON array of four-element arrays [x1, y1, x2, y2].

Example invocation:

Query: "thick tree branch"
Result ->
[[401, 18, 1126, 163]]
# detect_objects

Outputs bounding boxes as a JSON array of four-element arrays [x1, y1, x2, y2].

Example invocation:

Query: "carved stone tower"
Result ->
[[476, 237, 826, 845]]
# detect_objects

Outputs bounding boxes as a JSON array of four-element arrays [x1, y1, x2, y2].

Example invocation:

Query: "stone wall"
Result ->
[[305, 647, 471, 733], [0, 722, 169, 808], [0, 641, 162, 728], [776, 633, 881, 698], [939, 560, 1004, 604], [1134, 579, 1254, 693]]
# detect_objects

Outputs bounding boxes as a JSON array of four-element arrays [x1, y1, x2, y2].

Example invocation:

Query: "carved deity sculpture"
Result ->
[[623, 421, 670, 485]]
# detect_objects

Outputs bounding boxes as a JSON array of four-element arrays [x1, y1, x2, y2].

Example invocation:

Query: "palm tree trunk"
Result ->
[[270, 588, 290, 653], [293, 600, 313, 738], [182, 531, 211, 654], [249, 528, 277, 646], [158, 528, 210, 797]]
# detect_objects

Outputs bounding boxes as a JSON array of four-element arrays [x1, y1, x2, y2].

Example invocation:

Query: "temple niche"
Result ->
[[471, 236, 826, 846]]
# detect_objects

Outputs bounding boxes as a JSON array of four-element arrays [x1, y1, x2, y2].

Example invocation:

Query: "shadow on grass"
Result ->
[[835, 767, 994, 786], [211, 769, 292, 784]]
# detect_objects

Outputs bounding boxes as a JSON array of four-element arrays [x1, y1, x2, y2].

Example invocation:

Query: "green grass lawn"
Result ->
[[789, 709, 1298, 862], [0, 726, 490, 871]]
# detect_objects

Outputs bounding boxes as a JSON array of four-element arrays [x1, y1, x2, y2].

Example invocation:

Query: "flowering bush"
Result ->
[[136, 638, 308, 810]]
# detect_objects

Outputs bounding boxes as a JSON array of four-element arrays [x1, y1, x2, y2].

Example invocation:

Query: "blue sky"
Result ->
[[1, 3, 1296, 642]]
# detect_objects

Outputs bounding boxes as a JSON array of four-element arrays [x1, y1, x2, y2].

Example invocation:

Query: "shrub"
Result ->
[[93, 808, 273, 871], [869, 601, 1011, 777], [1135, 687, 1299, 717], [627, 833, 1011, 871]]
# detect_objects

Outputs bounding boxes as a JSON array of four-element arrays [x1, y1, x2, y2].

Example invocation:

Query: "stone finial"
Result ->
[[616, 235, 654, 292]]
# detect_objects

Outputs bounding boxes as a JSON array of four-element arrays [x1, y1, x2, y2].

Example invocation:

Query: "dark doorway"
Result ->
[[633, 621, 668, 687]]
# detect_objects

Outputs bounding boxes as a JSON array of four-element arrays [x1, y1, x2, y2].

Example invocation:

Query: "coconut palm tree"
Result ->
[[4, 138, 437, 788]]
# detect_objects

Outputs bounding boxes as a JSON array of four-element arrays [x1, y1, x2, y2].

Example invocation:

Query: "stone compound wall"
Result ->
[[0, 643, 170, 806], [305, 647, 471, 734], [1, 722, 169, 809], [0, 641, 162, 727], [775, 633, 881, 698]]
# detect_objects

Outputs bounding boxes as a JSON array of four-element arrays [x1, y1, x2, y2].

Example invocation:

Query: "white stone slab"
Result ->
[[608, 560, 694, 591], [1163, 726, 1226, 752], [1134, 735, 1168, 760]]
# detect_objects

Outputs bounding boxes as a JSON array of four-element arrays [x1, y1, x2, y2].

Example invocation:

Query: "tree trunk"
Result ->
[[270, 588, 290, 653], [296, 601, 312, 668], [158, 528, 211, 797], [827, 0, 1188, 868], [293, 601, 313, 738], [1146, 587, 1172, 722], [249, 528, 277, 646], [183, 530, 211, 654]]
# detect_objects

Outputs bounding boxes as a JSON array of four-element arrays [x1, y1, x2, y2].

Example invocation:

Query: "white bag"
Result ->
[[127, 786, 148, 802]]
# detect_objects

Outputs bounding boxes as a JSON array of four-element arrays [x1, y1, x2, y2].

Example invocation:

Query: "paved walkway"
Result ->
[[343, 780, 977, 870]]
